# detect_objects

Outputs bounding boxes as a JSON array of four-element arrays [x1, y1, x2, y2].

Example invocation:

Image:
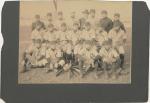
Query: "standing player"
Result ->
[[113, 13, 126, 33], [87, 9, 97, 29], [32, 14, 45, 31], [44, 12, 54, 29], [79, 9, 89, 30], [68, 12, 79, 30], [99, 10, 113, 33], [55, 11, 65, 31]]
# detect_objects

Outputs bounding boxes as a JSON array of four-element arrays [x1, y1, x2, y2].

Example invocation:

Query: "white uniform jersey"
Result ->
[[31, 47, 48, 66], [44, 31, 57, 42], [68, 18, 79, 30], [44, 20, 55, 29], [96, 30, 108, 46], [87, 17, 98, 29], [81, 29, 95, 41], [55, 19, 66, 30], [56, 30, 69, 41], [108, 29, 127, 54], [80, 47, 98, 65], [74, 44, 83, 55], [31, 29, 43, 41], [69, 30, 81, 45], [108, 29, 127, 46], [99, 47, 119, 63]]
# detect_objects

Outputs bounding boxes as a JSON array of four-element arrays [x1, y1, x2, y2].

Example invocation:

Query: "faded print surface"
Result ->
[[19, 0, 132, 84]]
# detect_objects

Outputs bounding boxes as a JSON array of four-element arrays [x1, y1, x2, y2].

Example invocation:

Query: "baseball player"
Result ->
[[80, 22, 96, 43], [108, 23, 127, 74], [99, 10, 113, 33], [79, 9, 89, 30], [32, 14, 45, 31], [113, 13, 126, 33], [99, 40, 120, 79]]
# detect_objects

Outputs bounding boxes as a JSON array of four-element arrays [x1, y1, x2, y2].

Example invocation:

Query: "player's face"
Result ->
[[83, 13, 88, 18], [114, 16, 119, 21], [47, 15, 52, 21], [48, 26, 54, 32], [58, 14, 63, 20], [35, 17, 40, 22], [86, 44, 91, 50], [35, 43, 41, 48], [71, 13, 75, 18], [42, 43, 47, 48], [61, 26, 67, 31], [101, 13, 107, 18], [105, 44, 111, 50], [90, 12, 95, 17]]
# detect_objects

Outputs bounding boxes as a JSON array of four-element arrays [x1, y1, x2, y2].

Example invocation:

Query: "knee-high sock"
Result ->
[[120, 54, 124, 68]]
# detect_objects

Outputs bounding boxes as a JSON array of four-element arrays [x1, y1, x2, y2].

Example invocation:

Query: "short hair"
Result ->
[[61, 22, 67, 27], [47, 12, 52, 16], [101, 10, 107, 14], [35, 14, 40, 19], [58, 11, 63, 15], [114, 13, 120, 17], [89, 9, 95, 13]]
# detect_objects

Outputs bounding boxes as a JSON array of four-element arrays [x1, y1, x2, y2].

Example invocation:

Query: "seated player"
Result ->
[[22, 41, 48, 72], [99, 40, 120, 79], [81, 43, 98, 78], [45, 44, 57, 73], [108, 22, 127, 74], [78, 43, 97, 78]]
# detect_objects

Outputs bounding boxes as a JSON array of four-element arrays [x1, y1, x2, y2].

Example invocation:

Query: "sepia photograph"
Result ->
[[18, 0, 132, 84]]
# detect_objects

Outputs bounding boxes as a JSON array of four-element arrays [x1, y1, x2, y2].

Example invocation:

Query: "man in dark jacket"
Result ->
[[32, 14, 45, 31], [113, 13, 126, 33], [99, 10, 113, 33]]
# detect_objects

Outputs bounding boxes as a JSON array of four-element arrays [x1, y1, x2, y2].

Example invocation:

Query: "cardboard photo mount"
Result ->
[[1, 1, 149, 103]]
